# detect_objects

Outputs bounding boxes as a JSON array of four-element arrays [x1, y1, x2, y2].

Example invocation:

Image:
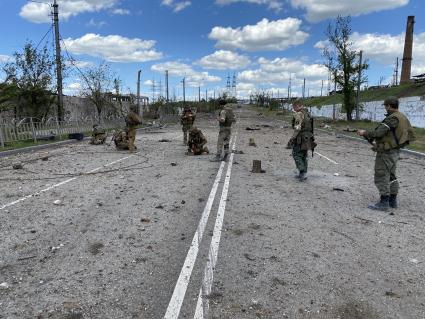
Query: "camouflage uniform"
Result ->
[[187, 127, 209, 155], [114, 130, 130, 150], [362, 99, 414, 210], [126, 107, 142, 151], [180, 107, 195, 145], [215, 105, 235, 161], [288, 107, 315, 180], [90, 125, 107, 145]]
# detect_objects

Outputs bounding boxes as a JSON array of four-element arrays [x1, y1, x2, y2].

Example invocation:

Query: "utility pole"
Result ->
[[205, 89, 208, 101], [198, 85, 201, 102], [355, 50, 363, 120], [287, 73, 291, 100], [320, 80, 324, 97], [333, 71, 337, 120], [395, 57, 399, 86], [182, 77, 186, 103], [302, 78, 306, 99], [53, 0, 64, 121], [165, 70, 169, 102], [137, 70, 141, 116]]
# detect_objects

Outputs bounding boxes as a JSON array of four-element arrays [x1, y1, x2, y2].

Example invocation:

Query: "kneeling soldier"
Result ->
[[187, 126, 209, 155], [113, 130, 130, 150], [90, 124, 107, 145]]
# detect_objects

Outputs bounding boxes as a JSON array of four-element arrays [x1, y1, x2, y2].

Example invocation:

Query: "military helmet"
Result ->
[[383, 96, 399, 108], [218, 99, 227, 106], [184, 105, 191, 110], [189, 126, 199, 134]]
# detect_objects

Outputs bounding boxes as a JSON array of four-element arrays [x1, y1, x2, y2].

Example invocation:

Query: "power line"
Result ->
[[35, 24, 53, 50]]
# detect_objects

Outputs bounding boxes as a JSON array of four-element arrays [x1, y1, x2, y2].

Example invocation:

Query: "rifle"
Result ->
[[344, 128, 375, 146], [310, 116, 316, 157]]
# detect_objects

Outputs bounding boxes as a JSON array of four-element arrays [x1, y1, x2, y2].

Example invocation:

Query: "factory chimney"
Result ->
[[400, 16, 415, 84]]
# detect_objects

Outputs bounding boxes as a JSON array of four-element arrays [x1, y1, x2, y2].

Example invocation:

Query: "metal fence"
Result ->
[[0, 118, 125, 148]]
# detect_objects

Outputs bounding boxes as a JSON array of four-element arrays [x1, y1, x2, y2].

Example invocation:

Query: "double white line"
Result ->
[[164, 136, 237, 319]]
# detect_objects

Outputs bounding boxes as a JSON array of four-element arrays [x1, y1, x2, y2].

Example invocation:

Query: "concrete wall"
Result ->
[[304, 96, 425, 128]]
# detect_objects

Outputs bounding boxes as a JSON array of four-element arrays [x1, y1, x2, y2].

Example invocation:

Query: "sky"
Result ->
[[0, 0, 424, 101]]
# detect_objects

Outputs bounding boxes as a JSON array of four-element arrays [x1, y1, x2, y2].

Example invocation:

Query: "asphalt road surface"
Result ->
[[1, 107, 424, 319]]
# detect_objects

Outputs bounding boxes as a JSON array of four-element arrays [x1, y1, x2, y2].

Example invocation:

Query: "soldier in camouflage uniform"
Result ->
[[358, 97, 414, 211], [89, 124, 107, 145], [113, 130, 130, 150], [211, 99, 236, 162], [187, 126, 209, 155], [287, 100, 316, 181], [180, 105, 195, 145], [126, 105, 142, 152]]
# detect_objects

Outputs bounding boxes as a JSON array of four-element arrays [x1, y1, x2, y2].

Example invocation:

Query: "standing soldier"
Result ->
[[211, 99, 236, 162], [357, 97, 414, 211], [287, 100, 316, 181], [89, 124, 107, 145], [126, 105, 142, 152], [187, 126, 209, 155], [180, 105, 195, 145]]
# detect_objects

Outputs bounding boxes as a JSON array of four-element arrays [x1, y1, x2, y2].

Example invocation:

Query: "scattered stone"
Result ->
[[246, 127, 261, 131], [41, 156, 49, 161], [251, 160, 265, 173], [155, 205, 164, 209], [333, 187, 345, 192], [159, 139, 172, 142], [0, 282, 10, 289], [232, 150, 244, 154], [12, 163, 23, 170], [53, 200, 62, 205], [89, 242, 104, 255], [170, 162, 177, 166], [385, 291, 401, 298], [249, 138, 257, 147], [181, 200, 186, 204], [141, 218, 151, 223], [334, 173, 340, 176]]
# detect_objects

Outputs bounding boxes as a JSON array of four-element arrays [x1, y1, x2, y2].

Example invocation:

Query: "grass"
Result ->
[[304, 83, 425, 107]]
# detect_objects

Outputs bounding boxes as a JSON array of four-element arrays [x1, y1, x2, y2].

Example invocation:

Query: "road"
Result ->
[[0, 107, 424, 319]]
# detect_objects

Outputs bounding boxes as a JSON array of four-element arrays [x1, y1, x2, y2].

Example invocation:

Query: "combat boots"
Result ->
[[368, 195, 390, 211], [221, 153, 229, 162], [210, 154, 221, 162], [297, 171, 307, 181], [389, 194, 398, 208]]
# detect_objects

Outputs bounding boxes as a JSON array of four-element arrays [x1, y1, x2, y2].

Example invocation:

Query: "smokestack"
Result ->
[[400, 16, 415, 84]]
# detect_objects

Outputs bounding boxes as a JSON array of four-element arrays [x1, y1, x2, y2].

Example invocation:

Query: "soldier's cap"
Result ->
[[93, 124, 98, 128], [382, 96, 399, 108]]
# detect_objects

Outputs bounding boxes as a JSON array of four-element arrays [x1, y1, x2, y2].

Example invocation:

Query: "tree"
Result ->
[[2, 42, 55, 120], [323, 16, 368, 121], [79, 62, 116, 118]]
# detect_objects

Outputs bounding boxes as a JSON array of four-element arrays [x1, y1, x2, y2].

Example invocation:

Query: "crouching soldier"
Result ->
[[181, 105, 195, 145], [90, 124, 107, 145], [126, 105, 142, 152], [187, 126, 209, 155], [357, 96, 415, 211], [113, 130, 130, 150]]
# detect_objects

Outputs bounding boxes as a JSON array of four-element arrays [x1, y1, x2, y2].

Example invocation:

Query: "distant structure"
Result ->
[[400, 16, 415, 84], [231, 72, 237, 98]]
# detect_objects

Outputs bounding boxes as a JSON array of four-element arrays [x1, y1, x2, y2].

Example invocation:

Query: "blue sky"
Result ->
[[0, 0, 424, 101]]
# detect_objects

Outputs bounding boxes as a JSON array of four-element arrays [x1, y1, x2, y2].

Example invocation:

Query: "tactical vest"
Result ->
[[377, 111, 414, 150], [299, 109, 313, 137], [220, 107, 235, 127], [181, 112, 195, 126]]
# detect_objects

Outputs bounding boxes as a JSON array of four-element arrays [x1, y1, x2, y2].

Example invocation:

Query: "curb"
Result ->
[[0, 138, 89, 158], [0, 126, 165, 158]]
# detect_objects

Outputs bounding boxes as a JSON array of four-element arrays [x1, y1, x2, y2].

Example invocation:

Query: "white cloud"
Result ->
[[215, 0, 283, 11], [67, 82, 82, 90], [161, 0, 191, 12], [151, 61, 221, 87], [209, 18, 308, 51], [111, 8, 131, 15], [0, 55, 11, 63], [290, 0, 409, 22], [315, 31, 425, 76], [239, 57, 328, 84], [20, 0, 118, 23], [65, 60, 94, 68], [197, 50, 251, 70], [63, 33, 163, 63], [87, 18, 107, 28]]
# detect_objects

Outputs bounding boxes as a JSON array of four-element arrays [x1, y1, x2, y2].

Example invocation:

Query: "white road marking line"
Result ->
[[0, 155, 134, 211], [315, 151, 338, 165], [163, 160, 227, 319], [194, 136, 237, 319]]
